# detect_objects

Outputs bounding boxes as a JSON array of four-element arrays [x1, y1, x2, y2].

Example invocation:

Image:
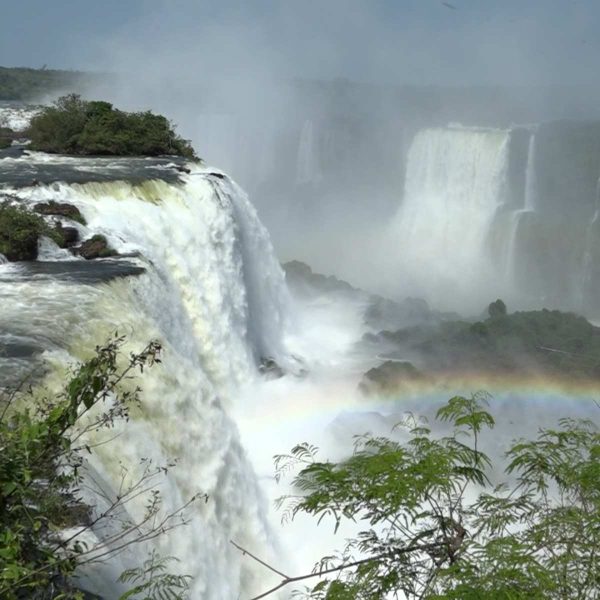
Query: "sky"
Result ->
[[1, 0, 600, 87]]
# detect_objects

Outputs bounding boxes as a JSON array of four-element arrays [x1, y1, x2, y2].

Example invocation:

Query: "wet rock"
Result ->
[[209, 172, 225, 179], [283, 260, 355, 294], [76, 234, 117, 260], [259, 357, 285, 379], [175, 165, 191, 174], [35, 201, 86, 225], [359, 360, 428, 396], [53, 222, 79, 247]]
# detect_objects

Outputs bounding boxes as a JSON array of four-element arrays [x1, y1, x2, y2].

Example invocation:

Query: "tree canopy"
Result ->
[[238, 393, 600, 599], [27, 95, 197, 159]]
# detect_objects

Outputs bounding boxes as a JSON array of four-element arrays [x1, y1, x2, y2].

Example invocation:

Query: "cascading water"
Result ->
[[505, 131, 538, 282], [2, 165, 293, 598], [296, 119, 321, 185], [390, 126, 510, 310], [524, 132, 538, 212], [0, 102, 41, 131]]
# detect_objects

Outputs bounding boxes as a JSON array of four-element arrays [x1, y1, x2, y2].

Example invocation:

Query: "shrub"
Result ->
[[0, 131, 11, 149], [28, 95, 197, 159], [0, 337, 196, 599], [0, 203, 64, 261]]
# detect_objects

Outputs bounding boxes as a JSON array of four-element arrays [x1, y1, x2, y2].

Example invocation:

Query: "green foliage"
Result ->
[[118, 551, 191, 600], [0, 127, 13, 149], [372, 307, 600, 382], [271, 393, 600, 599], [34, 201, 86, 225], [28, 95, 197, 159], [0, 203, 64, 261], [0, 336, 194, 599], [0, 67, 87, 101], [487, 298, 507, 319]]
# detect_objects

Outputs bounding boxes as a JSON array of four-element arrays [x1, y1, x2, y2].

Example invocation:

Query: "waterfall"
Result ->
[[0, 102, 41, 131], [390, 126, 510, 309], [505, 131, 538, 286], [524, 133, 538, 212], [4, 166, 292, 598], [296, 119, 321, 185]]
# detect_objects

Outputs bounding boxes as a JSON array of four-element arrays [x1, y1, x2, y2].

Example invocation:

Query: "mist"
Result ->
[[37, 0, 589, 314], [7, 0, 600, 312]]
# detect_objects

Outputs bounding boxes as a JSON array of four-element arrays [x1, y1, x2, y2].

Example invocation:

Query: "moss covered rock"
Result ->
[[0, 129, 12, 149], [0, 204, 63, 261], [360, 360, 428, 395], [34, 201, 86, 225], [76, 234, 117, 259]]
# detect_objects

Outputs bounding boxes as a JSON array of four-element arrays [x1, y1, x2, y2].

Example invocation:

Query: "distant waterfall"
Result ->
[[391, 126, 510, 309], [296, 119, 321, 185], [524, 133, 538, 212], [505, 131, 538, 282], [5, 167, 292, 598]]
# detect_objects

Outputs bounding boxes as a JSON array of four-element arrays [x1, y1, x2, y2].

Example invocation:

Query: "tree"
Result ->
[[0, 336, 199, 599], [234, 393, 600, 599], [488, 299, 507, 319], [27, 94, 198, 159]]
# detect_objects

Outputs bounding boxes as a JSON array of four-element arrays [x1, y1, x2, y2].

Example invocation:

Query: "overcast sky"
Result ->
[[1, 0, 599, 86]]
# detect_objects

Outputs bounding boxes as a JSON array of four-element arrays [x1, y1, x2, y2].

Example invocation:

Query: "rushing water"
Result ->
[[0, 162, 294, 598], [390, 126, 510, 310]]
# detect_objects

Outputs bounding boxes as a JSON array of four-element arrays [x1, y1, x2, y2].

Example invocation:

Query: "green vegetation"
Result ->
[[27, 95, 197, 159], [0, 67, 87, 101], [0, 337, 196, 599], [244, 394, 600, 599], [34, 201, 86, 226], [0, 203, 65, 261], [77, 234, 117, 259], [366, 302, 600, 385], [0, 127, 13, 149]]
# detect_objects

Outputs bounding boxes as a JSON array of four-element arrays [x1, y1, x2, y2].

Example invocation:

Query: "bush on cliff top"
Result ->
[[27, 94, 197, 159]]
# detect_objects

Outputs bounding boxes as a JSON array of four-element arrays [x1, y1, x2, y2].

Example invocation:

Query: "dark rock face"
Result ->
[[34, 201, 86, 225], [259, 357, 285, 379], [359, 360, 427, 395], [76, 235, 117, 260], [283, 260, 356, 294], [55, 224, 79, 247], [364, 296, 437, 331]]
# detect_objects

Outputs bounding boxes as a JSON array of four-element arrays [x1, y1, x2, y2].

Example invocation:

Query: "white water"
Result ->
[[5, 167, 294, 598], [524, 133, 538, 212], [37, 236, 79, 261], [390, 126, 510, 310], [296, 120, 321, 185], [0, 104, 41, 131], [505, 132, 538, 285]]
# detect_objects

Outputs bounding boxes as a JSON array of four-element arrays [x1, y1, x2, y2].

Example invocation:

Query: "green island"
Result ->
[[27, 94, 197, 159], [362, 300, 600, 393]]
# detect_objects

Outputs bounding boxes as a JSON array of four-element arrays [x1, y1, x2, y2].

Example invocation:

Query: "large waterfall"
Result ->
[[391, 126, 510, 310], [1, 163, 292, 598], [391, 122, 600, 315]]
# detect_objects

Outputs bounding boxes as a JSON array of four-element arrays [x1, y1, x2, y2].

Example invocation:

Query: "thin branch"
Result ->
[[230, 541, 288, 579], [232, 540, 445, 600]]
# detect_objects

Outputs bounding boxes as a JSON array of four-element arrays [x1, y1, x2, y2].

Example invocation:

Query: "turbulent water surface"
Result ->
[[0, 156, 295, 598]]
